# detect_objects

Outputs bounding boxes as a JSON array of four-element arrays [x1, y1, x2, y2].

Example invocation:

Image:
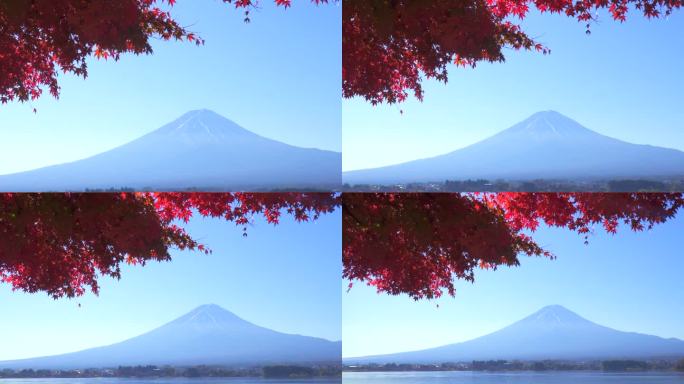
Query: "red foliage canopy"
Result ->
[[4, 192, 681, 301], [2, 0, 680, 104], [343, 193, 683, 299], [343, 0, 683, 104], [0, 0, 328, 103], [0, 192, 339, 298]]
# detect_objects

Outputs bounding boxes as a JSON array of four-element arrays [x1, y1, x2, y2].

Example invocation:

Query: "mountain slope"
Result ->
[[344, 111, 684, 184], [346, 305, 684, 363], [0, 304, 341, 369], [0, 110, 341, 191]]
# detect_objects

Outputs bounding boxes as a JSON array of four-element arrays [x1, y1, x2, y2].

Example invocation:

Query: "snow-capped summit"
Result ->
[[0, 110, 341, 191], [0, 304, 341, 369], [344, 111, 684, 184], [345, 305, 684, 363]]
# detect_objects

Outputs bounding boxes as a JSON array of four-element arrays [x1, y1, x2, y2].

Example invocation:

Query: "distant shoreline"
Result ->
[[343, 359, 684, 373], [343, 178, 684, 192], [0, 364, 342, 380], [344, 369, 683, 373]]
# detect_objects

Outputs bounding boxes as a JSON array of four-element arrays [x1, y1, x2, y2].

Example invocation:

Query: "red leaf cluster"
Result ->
[[343, 193, 683, 300], [3, 192, 680, 301], [342, 0, 682, 104], [0, 0, 329, 103], [0, 192, 339, 298]]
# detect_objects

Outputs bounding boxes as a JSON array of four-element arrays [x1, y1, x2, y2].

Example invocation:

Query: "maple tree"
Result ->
[[4, 192, 681, 302], [343, 0, 683, 104], [3, 1, 680, 105], [0, 192, 339, 298], [0, 0, 329, 103], [343, 192, 684, 300]]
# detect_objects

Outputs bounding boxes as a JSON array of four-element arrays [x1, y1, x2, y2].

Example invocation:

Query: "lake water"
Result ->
[[0, 378, 340, 384], [343, 371, 684, 383]]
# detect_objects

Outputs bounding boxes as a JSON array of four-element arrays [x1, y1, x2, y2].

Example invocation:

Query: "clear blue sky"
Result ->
[[0, 1, 341, 175], [0, 208, 341, 361], [343, 9, 684, 171], [343, 211, 684, 358]]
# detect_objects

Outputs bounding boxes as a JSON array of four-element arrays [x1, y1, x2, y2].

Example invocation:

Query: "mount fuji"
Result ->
[[344, 111, 684, 185], [345, 305, 684, 363], [0, 110, 341, 191], [0, 304, 341, 369]]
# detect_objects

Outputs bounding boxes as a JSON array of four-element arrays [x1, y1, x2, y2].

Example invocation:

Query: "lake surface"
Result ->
[[343, 371, 684, 383], [0, 378, 340, 384]]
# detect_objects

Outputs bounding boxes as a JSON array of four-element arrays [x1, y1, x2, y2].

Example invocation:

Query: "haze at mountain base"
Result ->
[[344, 111, 684, 185], [345, 305, 684, 363], [0, 110, 342, 191], [0, 304, 341, 369]]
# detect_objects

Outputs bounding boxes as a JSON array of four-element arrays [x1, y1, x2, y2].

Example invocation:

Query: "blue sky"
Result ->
[[343, 9, 684, 171], [0, 208, 341, 361], [343, 211, 684, 358], [0, 1, 341, 175]]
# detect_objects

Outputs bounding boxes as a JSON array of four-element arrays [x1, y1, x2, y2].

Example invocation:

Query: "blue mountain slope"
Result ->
[[344, 111, 684, 184], [345, 305, 684, 363], [0, 304, 341, 369], [0, 110, 341, 191]]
